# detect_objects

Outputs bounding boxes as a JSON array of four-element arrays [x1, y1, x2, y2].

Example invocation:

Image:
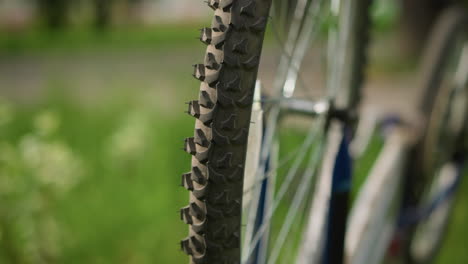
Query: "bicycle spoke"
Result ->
[[279, 0, 325, 98], [277, 203, 306, 264], [267, 141, 324, 264], [268, 0, 327, 99], [242, 117, 323, 258], [253, 0, 326, 187], [241, 1, 332, 262], [243, 118, 323, 197], [243, 141, 303, 196], [270, 9, 310, 93], [281, 199, 309, 263], [242, 119, 325, 263]]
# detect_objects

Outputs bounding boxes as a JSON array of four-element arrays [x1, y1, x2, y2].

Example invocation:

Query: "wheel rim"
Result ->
[[422, 39, 468, 179], [240, 1, 365, 263], [411, 28, 468, 262]]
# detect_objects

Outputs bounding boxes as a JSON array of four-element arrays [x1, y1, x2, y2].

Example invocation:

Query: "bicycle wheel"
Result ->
[[180, 1, 371, 263], [406, 6, 468, 264]]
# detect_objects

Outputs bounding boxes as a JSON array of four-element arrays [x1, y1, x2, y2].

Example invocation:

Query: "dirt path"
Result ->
[[0, 48, 420, 122]]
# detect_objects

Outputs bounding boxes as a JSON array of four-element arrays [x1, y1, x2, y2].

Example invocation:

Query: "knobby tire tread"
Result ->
[[180, 0, 273, 263]]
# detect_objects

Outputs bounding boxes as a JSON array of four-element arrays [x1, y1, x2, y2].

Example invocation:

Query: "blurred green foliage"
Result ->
[[0, 24, 206, 54], [0, 87, 466, 263], [0, 94, 191, 263], [0, 1, 466, 261]]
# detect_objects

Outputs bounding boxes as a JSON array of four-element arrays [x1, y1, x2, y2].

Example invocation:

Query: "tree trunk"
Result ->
[[94, 0, 113, 30], [37, 0, 69, 30]]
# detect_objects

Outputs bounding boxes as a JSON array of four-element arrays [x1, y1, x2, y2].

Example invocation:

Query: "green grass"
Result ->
[[0, 23, 209, 54], [436, 173, 468, 263], [1, 81, 468, 263], [0, 95, 191, 263]]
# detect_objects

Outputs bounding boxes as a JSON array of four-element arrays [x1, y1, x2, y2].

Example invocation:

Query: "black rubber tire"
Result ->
[[405, 6, 468, 264], [180, 0, 374, 263], [180, 1, 273, 263], [418, 6, 468, 179], [409, 6, 468, 205]]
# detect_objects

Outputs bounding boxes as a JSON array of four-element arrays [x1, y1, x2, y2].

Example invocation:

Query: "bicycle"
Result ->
[[179, 0, 468, 263]]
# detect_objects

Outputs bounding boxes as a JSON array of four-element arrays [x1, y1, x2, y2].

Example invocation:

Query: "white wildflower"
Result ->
[[19, 135, 84, 194], [107, 109, 150, 163], [33, 110, 60, 137]]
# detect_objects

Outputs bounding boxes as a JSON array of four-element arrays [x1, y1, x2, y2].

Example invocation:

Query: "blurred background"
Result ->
[[0, 0, 466, 263]]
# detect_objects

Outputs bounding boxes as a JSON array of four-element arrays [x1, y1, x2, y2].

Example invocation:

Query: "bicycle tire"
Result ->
[[180, 1, 273, 263], [405, 6, 468, 264]]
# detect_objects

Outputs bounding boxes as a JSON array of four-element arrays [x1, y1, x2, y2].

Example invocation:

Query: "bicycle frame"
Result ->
[[346, 123, 411, 264], [244, 1, 466, 263], [249, 107, 463, 264]]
